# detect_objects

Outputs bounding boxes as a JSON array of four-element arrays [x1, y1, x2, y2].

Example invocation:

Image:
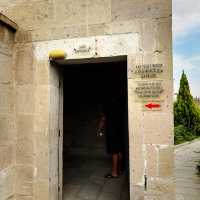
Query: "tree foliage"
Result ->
[[174, 125, 196, 144], [174, 71, 200, 135]]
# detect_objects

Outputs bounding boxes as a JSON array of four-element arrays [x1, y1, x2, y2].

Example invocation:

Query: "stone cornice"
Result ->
[[0, 13, 18, 31]]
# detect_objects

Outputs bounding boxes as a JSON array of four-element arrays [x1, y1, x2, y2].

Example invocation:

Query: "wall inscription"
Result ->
[[132, 63, 165, 111], [135, 81, 164, 99], [134, 64, 164, 78], [74, 45, 91, 53]]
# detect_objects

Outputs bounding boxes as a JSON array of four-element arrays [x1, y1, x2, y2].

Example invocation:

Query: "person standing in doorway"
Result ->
[[97, 97, 124, 178]]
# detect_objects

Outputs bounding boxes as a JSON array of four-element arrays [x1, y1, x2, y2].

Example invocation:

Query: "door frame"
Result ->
[[58, 69, 63, 200], [43, 33, 141, 200], [56, 56, 129, 200]]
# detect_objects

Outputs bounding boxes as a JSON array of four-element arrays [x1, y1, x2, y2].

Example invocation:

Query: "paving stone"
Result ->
[[175, 140, 200, 200], [63, 155, 129, 200], [77, 183, 101, 200], [63, 184, 81, 200], [97, 192, 120, 200], [89, 175, 105, 186], [102, 179, 122, 195]]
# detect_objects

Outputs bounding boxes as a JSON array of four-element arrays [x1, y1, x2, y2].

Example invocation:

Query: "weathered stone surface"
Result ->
[[87, 0, 111, 24], [49, 65, 60, 88], [4, 2, 36, 30], [0, 145, 15, 170], [111, 0, 171, 21], [34, 132, 49, 180], [0, 24, 15, 48], [35, 85, 49, 114], [0, 114, 15, 145], [16, 85, 35, 114], [34, 60, 49, 85], [0, 54, 12, 83], [15, 165, 34, 196], [33, 180, 49, 200], [34, 113, 49, 133], [158, 147, 174, 178], [49, 178, 58, 200], [55, 0, 87, 26], [0, 19, 16, 200], [15, 48, 34, 85], [147, 178, 175, 199], [88, 23, 107, 36], [0, 84, 14, 114], [141, 18, 172, 53], [16, 139, 34, 165], [33, 1, 54, 28], [0, 12, 18, 31], [130, 144, 145, 185], [106, 19, 142, 35], [16, 195, 33, 200], [49, 88, 59, 130], [17, 114, 34, 140], [0, 167, 15, 200], [146, 145, 158, 177], [143, 112, 173, 145], [130, 185, 144, 200], [0, 1, 173, 200], [15, 30, 32, 43], [35, 135, 49, 170]]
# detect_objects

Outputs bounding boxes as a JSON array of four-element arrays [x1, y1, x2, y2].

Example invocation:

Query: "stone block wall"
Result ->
[[1, 0, 171, 52], [13, 43, 51, 200], [0, 19, 16, 200], [0, 0, 174, 200]]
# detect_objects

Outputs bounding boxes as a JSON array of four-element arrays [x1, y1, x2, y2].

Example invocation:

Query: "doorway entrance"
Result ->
[[55, 57, 130, 200]]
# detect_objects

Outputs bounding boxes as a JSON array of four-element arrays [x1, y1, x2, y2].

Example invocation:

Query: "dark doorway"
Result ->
[[62, 59, 129, 200]]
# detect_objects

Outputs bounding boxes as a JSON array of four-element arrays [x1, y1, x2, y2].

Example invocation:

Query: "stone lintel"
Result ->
[[0, 13, 18, 32]]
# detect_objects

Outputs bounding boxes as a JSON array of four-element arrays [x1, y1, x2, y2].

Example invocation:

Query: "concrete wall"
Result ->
[[0, 20, 16, 200], [0, 0, 174, 200]]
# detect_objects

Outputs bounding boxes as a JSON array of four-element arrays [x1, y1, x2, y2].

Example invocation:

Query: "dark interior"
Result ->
[[62, 59, 130, 200]]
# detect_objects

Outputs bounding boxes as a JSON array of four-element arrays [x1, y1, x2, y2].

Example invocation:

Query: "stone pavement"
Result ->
[[175, 139, 200, 200], [63, 155, 129, 200]]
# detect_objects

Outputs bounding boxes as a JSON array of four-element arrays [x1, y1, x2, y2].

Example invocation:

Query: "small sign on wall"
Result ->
[[142, 101, 163, 111], [133, 80, 165, 111], [134, 80, 164, 99], [74, 45, 91, 54], [130, 63, 164, 79]]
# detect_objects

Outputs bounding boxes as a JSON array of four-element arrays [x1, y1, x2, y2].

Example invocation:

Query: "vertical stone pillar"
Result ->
[[127, 17, 174, 200], [14, 43, 50, 200], [128, 54, 146, 200], [33, 58, 50, 200], [48, 64, 60, 200], [15, 44, 35, 200], [0, 23, 16, 200]]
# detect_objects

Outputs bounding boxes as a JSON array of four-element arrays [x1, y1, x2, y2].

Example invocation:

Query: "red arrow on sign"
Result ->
[[145, 103, 161, 109]]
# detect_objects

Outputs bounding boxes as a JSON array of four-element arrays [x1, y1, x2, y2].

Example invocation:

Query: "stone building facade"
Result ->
[[0, 1, 174, 200]]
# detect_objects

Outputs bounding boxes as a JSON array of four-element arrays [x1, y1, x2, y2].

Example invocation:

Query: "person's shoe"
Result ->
[[104, 173, 119, 178]]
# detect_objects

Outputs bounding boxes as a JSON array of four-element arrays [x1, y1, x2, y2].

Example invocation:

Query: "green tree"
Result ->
[[174, 71, 200, 135]]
